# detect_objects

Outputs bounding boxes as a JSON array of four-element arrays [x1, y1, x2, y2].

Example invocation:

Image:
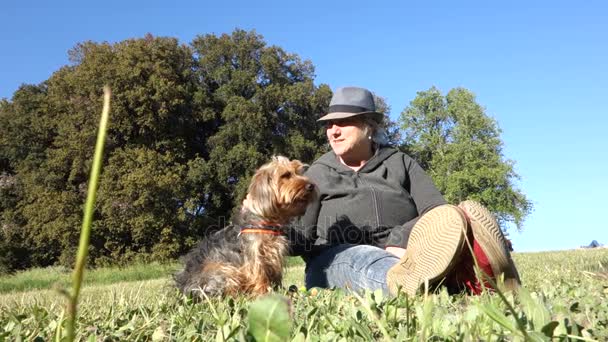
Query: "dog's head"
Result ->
[[246, 156, 315, 222]]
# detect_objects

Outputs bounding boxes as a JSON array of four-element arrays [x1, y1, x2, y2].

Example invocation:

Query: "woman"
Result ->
[[292, 86, 520, 296]]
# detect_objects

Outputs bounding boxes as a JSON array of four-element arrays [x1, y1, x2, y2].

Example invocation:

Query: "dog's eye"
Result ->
[[280, 172, 291, 179]]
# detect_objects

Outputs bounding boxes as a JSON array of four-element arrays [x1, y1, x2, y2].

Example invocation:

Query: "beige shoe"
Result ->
[[387, 205, 468, 296], [458, 200, 521, 291]]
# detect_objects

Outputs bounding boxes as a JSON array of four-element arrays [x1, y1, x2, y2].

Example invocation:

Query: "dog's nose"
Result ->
[[305, 183, 314, 191]]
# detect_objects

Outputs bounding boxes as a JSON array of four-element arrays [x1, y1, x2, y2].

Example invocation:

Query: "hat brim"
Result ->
[[317, 111, 384, 123]]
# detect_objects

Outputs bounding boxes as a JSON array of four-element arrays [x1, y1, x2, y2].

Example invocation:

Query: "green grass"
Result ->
[[0, 257, 305, 294], [0, 262, 180, 294], [1, 249, 607, 340]]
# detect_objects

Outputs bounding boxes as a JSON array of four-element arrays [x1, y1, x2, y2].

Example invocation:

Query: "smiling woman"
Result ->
[[289, 86, 521, 297], [324, 116, 373, 171]]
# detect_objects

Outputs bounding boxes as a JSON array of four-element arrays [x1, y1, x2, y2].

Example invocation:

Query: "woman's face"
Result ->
[[325, 116, 371, 158]]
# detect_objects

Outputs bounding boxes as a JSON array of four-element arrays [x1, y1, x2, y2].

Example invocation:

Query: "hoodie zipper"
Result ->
[[356, 173, 380, 229]]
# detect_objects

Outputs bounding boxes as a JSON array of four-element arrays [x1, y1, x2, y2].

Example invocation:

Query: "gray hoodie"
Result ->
[[290, 146, 446, 258]]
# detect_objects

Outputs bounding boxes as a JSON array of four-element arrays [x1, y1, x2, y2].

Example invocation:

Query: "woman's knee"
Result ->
[[336, 245, 396, 270], [304, 244, 394, 288]]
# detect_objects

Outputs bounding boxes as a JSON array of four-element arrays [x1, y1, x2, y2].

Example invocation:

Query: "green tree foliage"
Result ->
[[399, 87, 532, 230], [187, 30, 330, 217], [0, 30, 329, 271]]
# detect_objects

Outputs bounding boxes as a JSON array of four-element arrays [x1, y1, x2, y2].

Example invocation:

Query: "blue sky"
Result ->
[[2, 1, 606, 252]]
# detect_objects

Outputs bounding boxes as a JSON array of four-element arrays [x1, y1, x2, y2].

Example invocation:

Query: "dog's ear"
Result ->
[[246, 166, 280, 219], [289, 160, 307, 175]]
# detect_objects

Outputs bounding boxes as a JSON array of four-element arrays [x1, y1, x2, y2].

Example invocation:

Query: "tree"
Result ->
[[399, 87, 532, 230], [186, 30, 330, 223], [0, 84, 57, 272]]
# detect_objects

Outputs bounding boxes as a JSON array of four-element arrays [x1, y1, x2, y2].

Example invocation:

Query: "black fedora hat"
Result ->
[[317, 86, 384, 123]]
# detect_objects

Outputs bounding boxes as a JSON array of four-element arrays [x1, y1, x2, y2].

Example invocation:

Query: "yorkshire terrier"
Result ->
[[175, 156, 315, 298]]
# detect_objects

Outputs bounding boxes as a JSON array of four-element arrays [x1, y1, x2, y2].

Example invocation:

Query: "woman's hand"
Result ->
[[385, 246, 406, 258]]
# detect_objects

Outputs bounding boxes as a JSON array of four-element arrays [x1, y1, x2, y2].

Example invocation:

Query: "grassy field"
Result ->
[[1, 249, 607, 341]]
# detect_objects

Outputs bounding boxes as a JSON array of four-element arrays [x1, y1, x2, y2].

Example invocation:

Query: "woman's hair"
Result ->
[[361, 115, 390, 146]]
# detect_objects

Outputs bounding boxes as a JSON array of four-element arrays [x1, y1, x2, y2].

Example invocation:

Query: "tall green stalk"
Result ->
[[65, 86, 111, 341]]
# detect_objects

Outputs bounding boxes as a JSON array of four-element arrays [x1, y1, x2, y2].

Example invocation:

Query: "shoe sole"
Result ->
[[458, 200, 521, 291], [387, 205, 467, 296]]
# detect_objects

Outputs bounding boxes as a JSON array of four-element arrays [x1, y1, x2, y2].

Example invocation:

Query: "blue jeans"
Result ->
[[305, 244, 400, 294]]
